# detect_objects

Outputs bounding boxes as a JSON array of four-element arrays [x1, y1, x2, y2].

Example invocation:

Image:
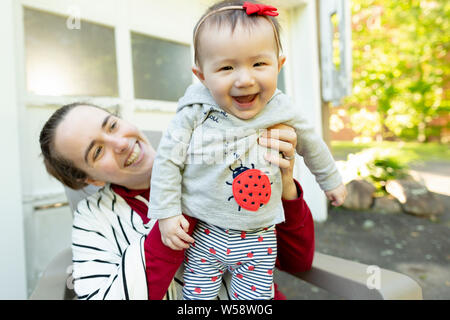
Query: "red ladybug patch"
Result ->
[[226, 163, 272, 211]]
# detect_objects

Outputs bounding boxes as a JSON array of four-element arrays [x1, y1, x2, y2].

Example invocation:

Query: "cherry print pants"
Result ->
[[182, 220, 277, 300]]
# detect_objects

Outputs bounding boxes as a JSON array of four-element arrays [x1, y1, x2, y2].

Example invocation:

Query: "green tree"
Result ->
[[344, 0, 449, 142]]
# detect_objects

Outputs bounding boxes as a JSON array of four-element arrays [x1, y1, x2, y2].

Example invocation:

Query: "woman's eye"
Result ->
[[110, 121, 117, 131], [93, 146, 103, 160]]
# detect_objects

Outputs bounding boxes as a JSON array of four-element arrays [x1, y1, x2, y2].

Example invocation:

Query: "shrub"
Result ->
[[338, 147, 417, 194]]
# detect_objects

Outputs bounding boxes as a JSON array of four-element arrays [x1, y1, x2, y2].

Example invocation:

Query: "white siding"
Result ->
[[0, 0, 27, 299], [286, 1, 328, 221]]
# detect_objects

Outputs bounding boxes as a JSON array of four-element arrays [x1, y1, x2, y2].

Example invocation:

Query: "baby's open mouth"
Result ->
[[233, 94, 257, 104]]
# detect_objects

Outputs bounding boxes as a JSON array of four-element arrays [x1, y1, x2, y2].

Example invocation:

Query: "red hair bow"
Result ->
[[243, 2, 279, 17]]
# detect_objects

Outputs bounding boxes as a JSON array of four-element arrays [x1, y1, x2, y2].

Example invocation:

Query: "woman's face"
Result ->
[[54, 105, 156, 190]]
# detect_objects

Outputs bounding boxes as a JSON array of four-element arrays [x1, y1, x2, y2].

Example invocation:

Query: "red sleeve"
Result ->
[[144, 215, 197, 300], [275, 180, 315, 273]]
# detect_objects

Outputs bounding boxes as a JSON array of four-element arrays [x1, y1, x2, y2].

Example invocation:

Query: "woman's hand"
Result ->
[[258, 124, 298, 200]]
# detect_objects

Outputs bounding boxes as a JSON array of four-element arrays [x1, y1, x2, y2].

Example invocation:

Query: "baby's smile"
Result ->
[[232, 93, 258, 108]]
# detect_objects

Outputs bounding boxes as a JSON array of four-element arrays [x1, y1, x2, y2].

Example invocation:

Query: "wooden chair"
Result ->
[[30, 131, 422, 300]]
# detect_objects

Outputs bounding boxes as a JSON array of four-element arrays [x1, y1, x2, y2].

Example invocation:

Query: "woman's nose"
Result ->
[[235, 70, 255, 88], [108, 136, 130, 154]]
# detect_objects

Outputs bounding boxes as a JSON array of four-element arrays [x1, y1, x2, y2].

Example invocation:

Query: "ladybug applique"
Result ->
[[226, 162, 272, 211]]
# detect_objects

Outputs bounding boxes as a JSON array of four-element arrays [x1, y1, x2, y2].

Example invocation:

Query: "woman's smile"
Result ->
[[125, 141, 144, 167]]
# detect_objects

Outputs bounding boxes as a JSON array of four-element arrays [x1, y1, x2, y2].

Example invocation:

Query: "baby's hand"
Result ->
[[158, 215, 195, 250], [325, 184, 347, 206]]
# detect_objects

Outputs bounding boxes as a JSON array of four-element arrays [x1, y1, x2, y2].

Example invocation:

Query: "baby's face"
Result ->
[[194, 18, 285, 120]]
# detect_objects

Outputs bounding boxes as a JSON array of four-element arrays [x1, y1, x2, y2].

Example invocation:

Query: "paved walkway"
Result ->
[[409, 161, 450, 196]]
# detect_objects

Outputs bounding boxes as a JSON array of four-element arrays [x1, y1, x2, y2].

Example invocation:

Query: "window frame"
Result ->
[[16, 0, 195, 116], [130, 30, 193, 104]]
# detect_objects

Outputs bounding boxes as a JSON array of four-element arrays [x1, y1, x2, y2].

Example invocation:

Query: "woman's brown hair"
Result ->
[[39, 102, 107, 190]]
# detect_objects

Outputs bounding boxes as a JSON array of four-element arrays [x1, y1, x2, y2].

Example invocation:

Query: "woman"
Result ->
[[39, 102, 315, 300]]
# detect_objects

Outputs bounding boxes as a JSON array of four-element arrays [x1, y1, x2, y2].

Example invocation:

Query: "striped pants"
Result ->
[[182, 220, 277, 300]]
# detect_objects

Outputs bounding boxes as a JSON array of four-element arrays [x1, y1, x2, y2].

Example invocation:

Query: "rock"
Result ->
[[385, 179, 445, 217], [362, 219, 375, 230], [342, 179, 376, 210], [372, 195, 402, 214]]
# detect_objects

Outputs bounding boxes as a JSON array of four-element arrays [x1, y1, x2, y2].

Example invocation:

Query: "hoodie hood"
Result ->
[[177, 83, 219, 112]]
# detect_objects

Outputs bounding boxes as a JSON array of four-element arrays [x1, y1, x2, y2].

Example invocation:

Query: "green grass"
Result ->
[[331, 141, 450, 164]]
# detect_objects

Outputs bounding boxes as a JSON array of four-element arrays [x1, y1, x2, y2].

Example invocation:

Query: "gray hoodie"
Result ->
[[148, 83, 341, 230]]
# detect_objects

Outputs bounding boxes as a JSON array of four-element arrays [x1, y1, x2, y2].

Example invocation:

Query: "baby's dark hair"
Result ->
[[39, 102, 108, 190], [193, 0, 282, 67]]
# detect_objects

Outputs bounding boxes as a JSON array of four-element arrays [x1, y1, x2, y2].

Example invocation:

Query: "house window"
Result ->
[[23, 7, 119, 97], [131, 32, 192, 102]]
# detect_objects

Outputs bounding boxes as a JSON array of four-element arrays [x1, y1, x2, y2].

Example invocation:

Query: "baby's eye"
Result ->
[[254, 62, 266, 67], [220, 66, 233, 71]]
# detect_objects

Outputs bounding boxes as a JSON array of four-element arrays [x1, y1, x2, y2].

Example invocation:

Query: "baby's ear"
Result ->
[[192, 66, 205, 82], [278, 55, 286, 73]]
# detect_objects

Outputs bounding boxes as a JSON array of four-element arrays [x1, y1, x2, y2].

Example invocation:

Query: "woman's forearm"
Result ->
[[276, 180, 315, 273], [281, 179, 299, 200]]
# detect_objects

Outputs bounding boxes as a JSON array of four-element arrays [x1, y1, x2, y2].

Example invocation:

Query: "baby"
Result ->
[[148, 0, 346, 300]]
